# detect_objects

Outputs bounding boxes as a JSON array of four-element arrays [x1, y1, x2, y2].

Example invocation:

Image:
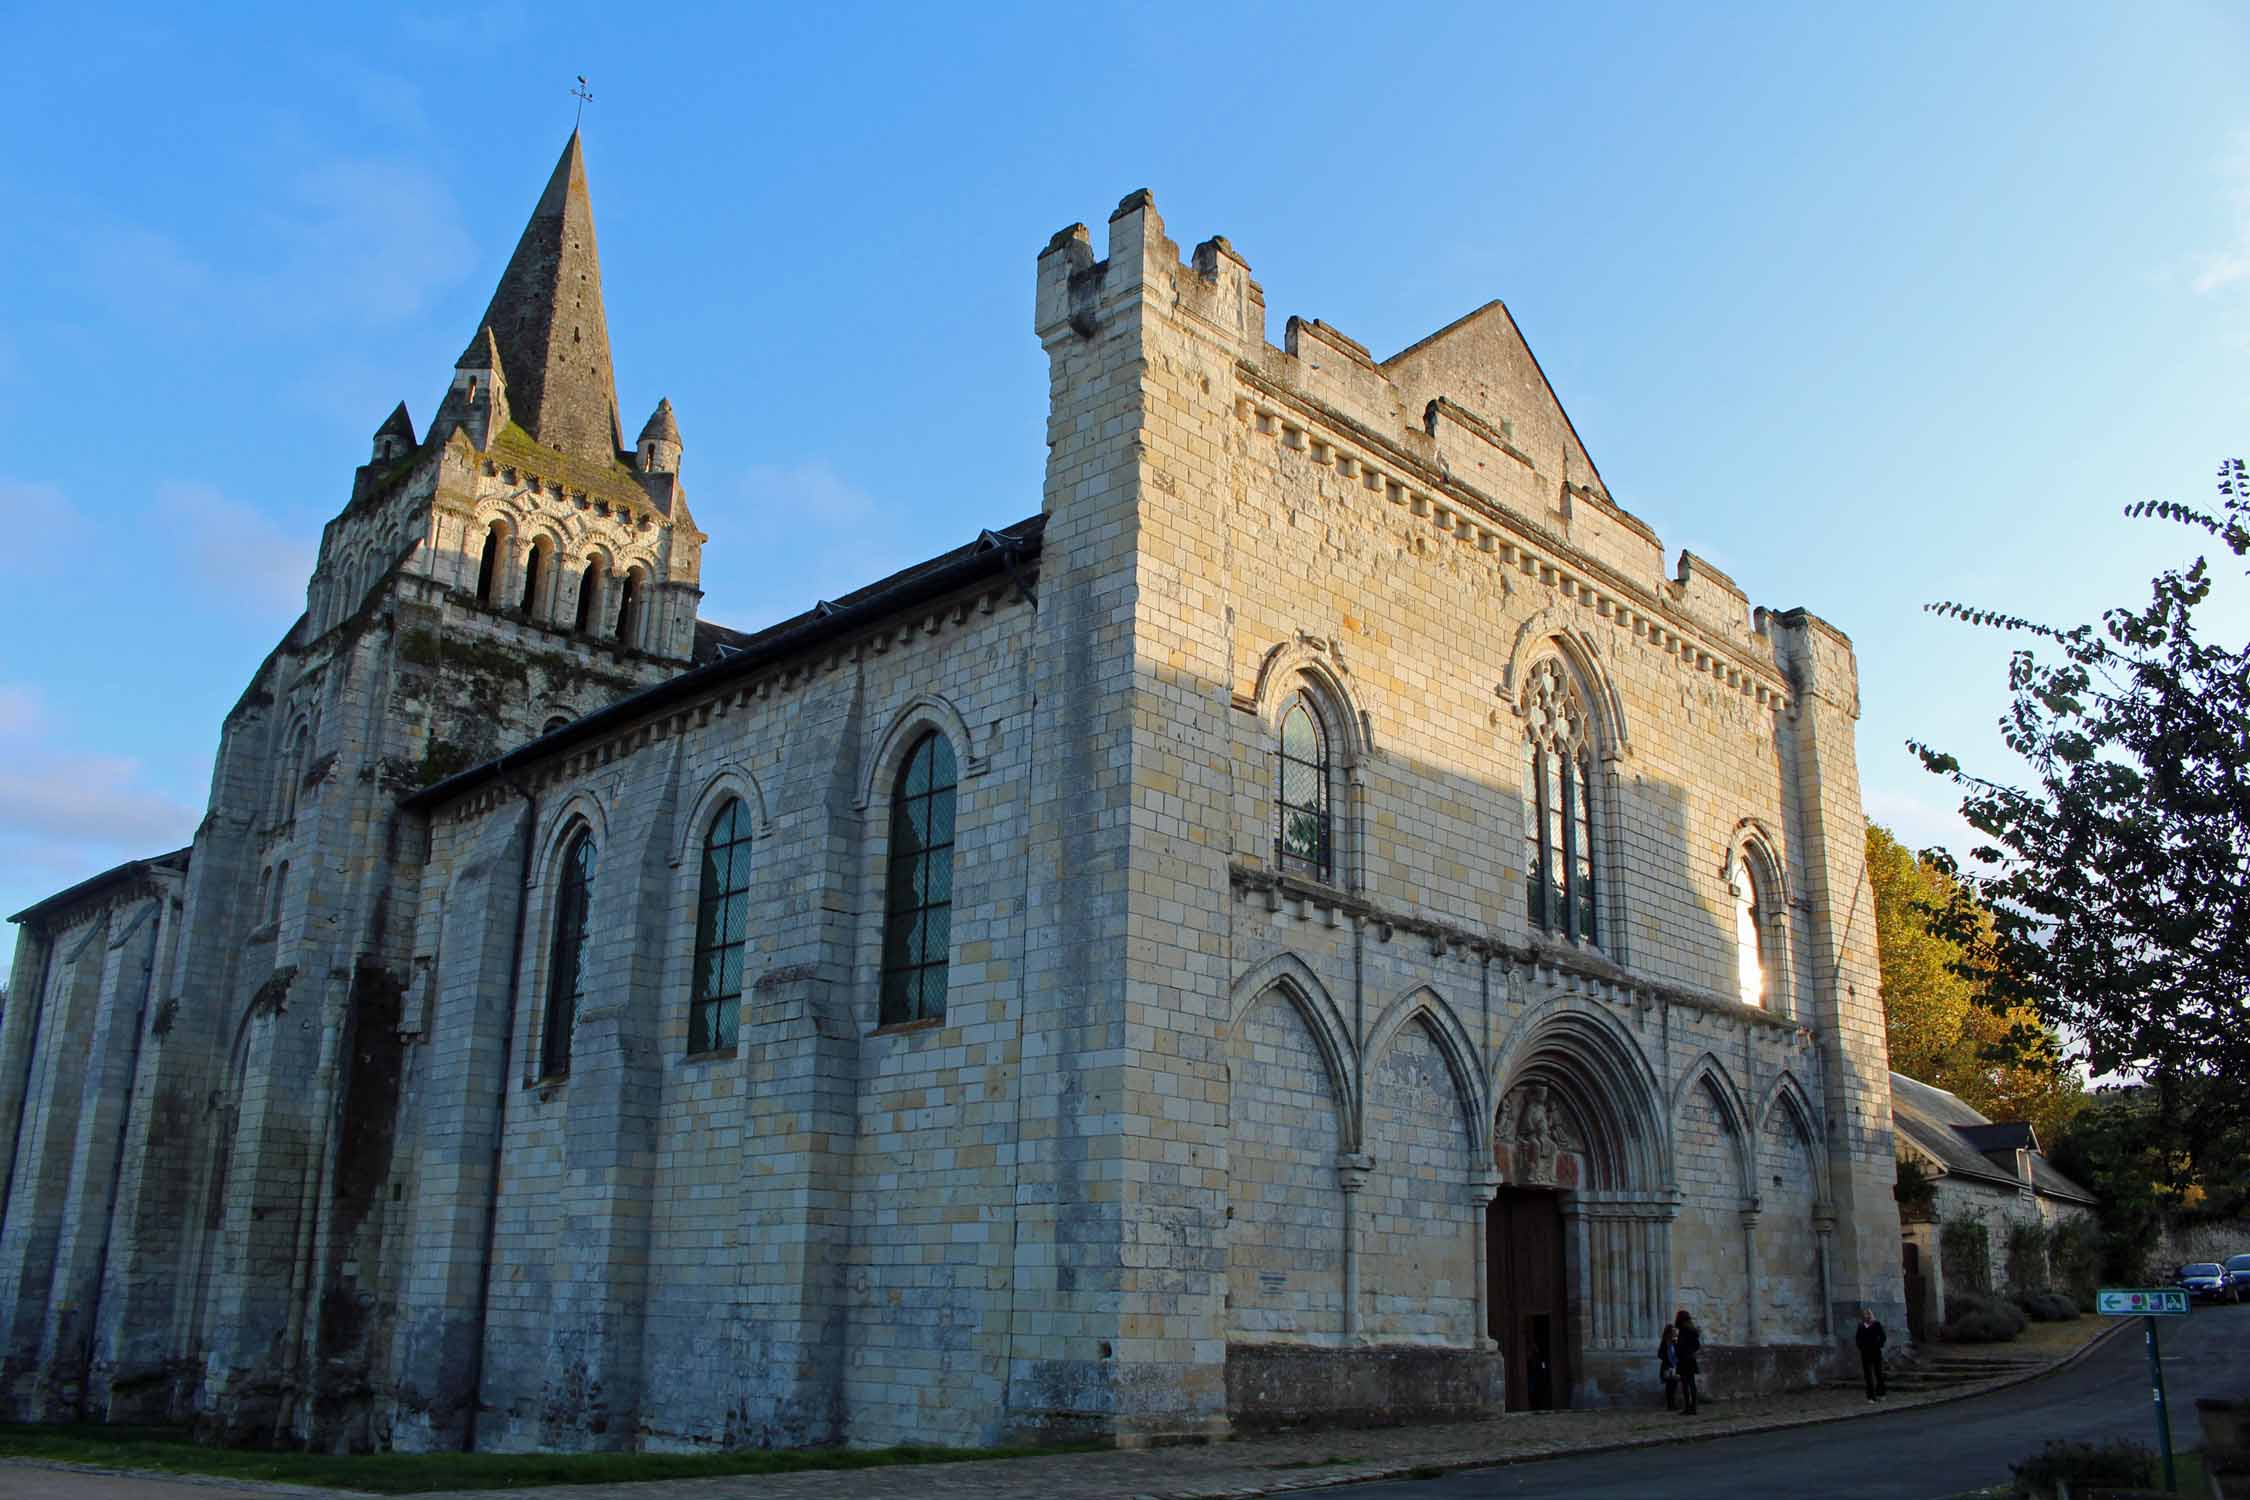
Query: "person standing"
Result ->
[[1657, 1323, 1680, 1410], [1673, 1310, 1702, 1415], [1856, 1306, 1888, 1401]]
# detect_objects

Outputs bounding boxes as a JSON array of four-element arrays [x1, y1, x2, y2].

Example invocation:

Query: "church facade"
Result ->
[[0, 135, 1904, 1453]]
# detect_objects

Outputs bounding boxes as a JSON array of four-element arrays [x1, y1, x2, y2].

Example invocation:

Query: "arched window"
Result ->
[[1520, 658, 1600, 944], [270, 860, 289, 925], [1275, 698, 1332, 881], [615, 567, 644, 648], [278, 724, 311, 821], [476, 522, 506, 606], [520, 538, 549, 617], [574, 559, 604, 634], [1730, 849, 1770, 1008], [880, 731, 956, 1026], [689, 799, 753, 1053], [541, 829, 594, 1077]]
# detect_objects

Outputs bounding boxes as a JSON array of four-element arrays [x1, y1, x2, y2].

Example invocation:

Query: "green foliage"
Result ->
[[1867, 823, 2084, 1141], [1942, 1214, 1993, 1294], [2011, 1290, 2079, 1322], [2004, 1220, 2051, 1291], [1913, 459, 2250, 1196], [1895, 1153, 1939, 1220], [1942, 1290, 2027, 1343], [2009, 1438, 2155, 1497], [2048, 1217, 2104, 1303], [0, 1424, 1103, 1494]]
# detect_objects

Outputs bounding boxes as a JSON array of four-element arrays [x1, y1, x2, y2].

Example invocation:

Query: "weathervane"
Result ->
[[572, 75, 594, 129]]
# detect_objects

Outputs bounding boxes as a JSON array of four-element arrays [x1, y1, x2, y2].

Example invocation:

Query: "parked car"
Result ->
[[2177, 1262, 2230, 1300], [2225, 1253, 2250, 1302]]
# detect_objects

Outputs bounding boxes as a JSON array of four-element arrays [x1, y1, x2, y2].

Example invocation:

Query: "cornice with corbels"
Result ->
[[1233, 367, 1795, 716]]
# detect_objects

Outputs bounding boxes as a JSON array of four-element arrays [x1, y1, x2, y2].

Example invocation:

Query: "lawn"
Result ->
[[0, 1424, 1099, 1494]]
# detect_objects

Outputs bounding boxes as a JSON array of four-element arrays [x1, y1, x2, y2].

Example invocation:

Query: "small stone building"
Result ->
[[1890, 1072, 2095, 1335], [0, 133, 1904, 1452]]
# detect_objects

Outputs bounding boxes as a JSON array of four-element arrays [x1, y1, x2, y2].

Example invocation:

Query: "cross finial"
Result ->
[[571, 75, 594, 129]]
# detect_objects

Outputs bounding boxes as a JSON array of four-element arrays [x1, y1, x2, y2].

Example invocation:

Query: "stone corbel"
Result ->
[[1335, 1151, 1374, 1194]]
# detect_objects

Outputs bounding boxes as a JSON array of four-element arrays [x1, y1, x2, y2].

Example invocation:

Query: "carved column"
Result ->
[[1813, 1205, 1838, 1340], [1741, 1203, 1763, 1346], [1336, 1153, 1373, 1340], [1470, 1169, 1501, 1350]]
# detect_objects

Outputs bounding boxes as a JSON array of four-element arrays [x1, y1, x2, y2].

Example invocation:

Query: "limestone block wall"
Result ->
[[381, 574, 1038, 1453]]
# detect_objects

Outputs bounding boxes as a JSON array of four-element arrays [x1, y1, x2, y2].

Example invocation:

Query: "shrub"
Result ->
[[2011, 1290, 2079, 1322], [2049, 1218, 2103, 1304], [1943, 1291, 2028, 1343], [1941, 1215, 1994, 1294], [2009, 1438, 2155, 1497]]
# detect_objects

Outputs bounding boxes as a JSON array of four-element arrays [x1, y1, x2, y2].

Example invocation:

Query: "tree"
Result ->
[[1914, 459, 2250, 1191], [1868, 822, 2083, 1140]]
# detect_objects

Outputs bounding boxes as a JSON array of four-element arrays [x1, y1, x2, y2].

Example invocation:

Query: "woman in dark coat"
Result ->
[[1657, 1323, 1680, 1410], [1673, 1309, 1702, 1415]]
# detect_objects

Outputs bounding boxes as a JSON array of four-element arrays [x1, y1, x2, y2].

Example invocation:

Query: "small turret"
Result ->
[[371, 402, 417, 465], [437, 325, 511, 451], [636, 398, 681, 475]]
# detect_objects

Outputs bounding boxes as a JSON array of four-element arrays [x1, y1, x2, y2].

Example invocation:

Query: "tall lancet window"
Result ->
[[1275, 697, 1334, 881], [1731, 850, 1768, 1007], [1521, 658, 1600, 944], [541, 829, 595, 1077], [881, 732, 957, 1026]]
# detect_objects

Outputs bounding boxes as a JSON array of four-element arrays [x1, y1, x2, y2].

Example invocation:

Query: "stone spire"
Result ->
[[474, 130, 623, 465]]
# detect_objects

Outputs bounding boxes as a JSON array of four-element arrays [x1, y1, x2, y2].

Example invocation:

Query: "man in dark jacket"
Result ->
[[1673, 1310, 1702, 1415], [1856, 1306, 1888, 1400]]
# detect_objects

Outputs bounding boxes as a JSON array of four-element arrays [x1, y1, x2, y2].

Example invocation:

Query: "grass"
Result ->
[[0, 1424, 1103, 1494]]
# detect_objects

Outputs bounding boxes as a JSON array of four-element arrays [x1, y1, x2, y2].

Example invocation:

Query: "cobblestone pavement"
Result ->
[[0, 1325, 2129, 1500]]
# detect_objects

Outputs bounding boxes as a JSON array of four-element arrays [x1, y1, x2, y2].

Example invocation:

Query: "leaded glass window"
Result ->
[[1276, 700, 1332, 881], [1521, 659, 1602, 945], [690, 798, 752, 1053], [1732, 853, 1767, 1007], [881, 732, 956, 1026], [541, 829, 594, 1077]]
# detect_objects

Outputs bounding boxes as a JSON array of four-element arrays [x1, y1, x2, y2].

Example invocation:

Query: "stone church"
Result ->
[[0, 132, 1904, 1453]]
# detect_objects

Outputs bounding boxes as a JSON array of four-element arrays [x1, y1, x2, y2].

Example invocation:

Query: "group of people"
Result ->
[[1655, 1307, 1890, 1413]]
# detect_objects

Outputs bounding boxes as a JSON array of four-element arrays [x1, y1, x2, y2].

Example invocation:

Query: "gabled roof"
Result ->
[[1890, 1072, 2096, 1206], [472, 131, 622, 465]]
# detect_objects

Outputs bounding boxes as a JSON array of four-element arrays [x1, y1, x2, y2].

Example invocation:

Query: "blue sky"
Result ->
[[3, 2, 2245, 972]]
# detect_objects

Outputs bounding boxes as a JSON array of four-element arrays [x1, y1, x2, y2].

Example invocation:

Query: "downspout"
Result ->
[[464, 780, 537, 1452], [999, 621, 1039, 1417], [0, 930, 58, 1242]]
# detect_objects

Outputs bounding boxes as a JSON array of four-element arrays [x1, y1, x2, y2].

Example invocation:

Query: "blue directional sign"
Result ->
[[2096, 1288, 2189, 1316]]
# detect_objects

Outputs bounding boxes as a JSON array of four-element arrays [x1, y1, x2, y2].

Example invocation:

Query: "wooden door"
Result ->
[[1489, 1187, 1571, 1410]]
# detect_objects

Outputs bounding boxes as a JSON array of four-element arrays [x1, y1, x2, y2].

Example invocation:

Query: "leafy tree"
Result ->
[[1867, 822, 2082, 1140], [1913, 459, 2250, 1191]]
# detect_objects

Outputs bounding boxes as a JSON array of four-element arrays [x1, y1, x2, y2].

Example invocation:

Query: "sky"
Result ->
[[2, 1, 2245, 975]]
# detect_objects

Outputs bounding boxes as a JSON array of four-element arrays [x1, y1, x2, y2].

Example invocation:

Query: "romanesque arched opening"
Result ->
[[1490, 1008, 1669, 1409]]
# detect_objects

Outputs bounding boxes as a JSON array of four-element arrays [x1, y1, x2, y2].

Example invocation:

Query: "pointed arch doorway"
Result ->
[[1490, 1185, 1569, 1410], [1489, 1011, 1674, 1409]]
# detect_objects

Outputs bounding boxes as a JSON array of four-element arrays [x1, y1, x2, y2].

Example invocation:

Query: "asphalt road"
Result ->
[[1334, 1302, 2250, 1499]]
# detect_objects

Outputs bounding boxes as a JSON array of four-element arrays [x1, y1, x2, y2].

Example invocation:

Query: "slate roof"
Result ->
[[9, 847, 192, 928], [1890, 1071, 2097, 1206]]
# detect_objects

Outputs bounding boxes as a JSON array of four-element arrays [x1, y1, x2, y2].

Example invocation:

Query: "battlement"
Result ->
[[1032, 190, 1845, 686]]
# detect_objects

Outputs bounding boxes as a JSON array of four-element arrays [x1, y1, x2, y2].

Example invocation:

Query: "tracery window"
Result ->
[[1521, 659, 1600, 944], [541, 829, 594, 1077], [1730, 849, 1769, 1007], [880, 731, 956, 1026], [690, 798, 752, 1053], [1275, 698, 1333, 882]]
